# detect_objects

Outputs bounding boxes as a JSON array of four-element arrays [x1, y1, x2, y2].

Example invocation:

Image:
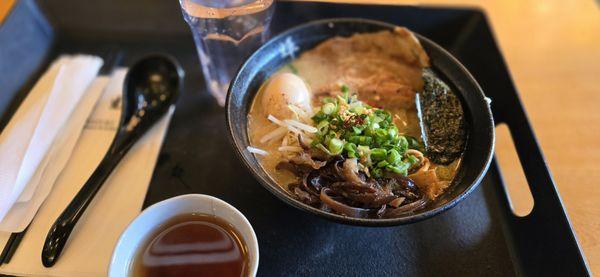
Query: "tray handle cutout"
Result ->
[[494, 113, 572, 224], [494, 123, 534, 217]]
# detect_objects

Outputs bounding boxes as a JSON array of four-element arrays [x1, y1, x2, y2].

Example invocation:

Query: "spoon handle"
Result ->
[[41, 141, 128, 267]]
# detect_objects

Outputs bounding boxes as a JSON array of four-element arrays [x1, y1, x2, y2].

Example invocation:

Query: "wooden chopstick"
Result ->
[[0, 226, 28, 264], [0, 233, 17, 263]]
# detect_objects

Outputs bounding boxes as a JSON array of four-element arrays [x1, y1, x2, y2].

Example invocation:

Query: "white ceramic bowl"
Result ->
[[109, 194, 259, 276]]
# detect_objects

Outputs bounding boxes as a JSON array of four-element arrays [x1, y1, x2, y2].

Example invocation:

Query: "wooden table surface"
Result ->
[[1, 0, 599, 274]]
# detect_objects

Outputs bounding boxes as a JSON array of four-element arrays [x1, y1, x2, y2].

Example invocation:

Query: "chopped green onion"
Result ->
[[407, 155, 419, 165], [388, 126, 398, 139], [316, 143, 333, 156], [377, 160, 389, 167], [349, 136, 373, 146], [387, 149, 402, 164], [349, 102, 365, 114], [322, 102, 336, 115], [371, 168, 382, 177], [344, 142, 358, 158], [311, 112, 327, 122], [399, 136, 409, 151], [309, 90, 424, 176], [406, 136, 424, 152], [328, 138, 344, 155], [322, 97, 336, 103], [388, 162, 410, 175], [371, 148, 387, 161], [357, 145, 370, 156], [344, 142, 357, 152], [375, 129, 387, 138], [317, 120, 329, 133], [341, 84, 349, 93]]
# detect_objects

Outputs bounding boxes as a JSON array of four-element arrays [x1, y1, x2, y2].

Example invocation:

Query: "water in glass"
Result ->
[[179, 0, 274, 106]]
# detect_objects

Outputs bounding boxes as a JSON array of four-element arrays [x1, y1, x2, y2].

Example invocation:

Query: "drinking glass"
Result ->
[[179, 0, 275, 106]]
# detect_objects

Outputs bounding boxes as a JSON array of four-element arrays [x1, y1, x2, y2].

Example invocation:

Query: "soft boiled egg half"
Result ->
[[261, 73, 312, 120]]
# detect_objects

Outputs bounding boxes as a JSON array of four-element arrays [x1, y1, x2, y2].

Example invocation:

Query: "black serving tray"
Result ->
[[0, 0, 591, 276]]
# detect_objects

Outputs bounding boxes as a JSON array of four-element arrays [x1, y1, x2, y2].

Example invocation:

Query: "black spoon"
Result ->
[[41, 54, 183, 267]]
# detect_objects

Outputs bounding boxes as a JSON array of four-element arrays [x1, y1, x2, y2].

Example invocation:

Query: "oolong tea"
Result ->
[[131, 213, 249, 277]]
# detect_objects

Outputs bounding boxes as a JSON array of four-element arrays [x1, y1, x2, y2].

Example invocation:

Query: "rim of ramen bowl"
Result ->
[[226, 18, 495, 226]]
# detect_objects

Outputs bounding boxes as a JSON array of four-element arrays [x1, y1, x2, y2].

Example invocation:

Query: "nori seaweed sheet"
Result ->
[[417, 69, 467, 165]]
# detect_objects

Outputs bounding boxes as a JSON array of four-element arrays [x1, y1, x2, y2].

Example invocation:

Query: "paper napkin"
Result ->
[[0, 69, 174, 276], [0, 76, 109, 232], [0, 55, 103, 231]]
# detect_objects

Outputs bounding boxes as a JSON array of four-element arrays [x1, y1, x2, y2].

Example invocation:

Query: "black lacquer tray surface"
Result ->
[[0, 0, 590, 276]]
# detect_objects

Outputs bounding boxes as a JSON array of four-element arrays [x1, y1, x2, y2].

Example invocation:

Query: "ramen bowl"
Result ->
[[226, 18, 494, 226]]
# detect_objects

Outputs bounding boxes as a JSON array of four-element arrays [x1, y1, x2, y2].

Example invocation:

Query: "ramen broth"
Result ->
[[249, 77, 425, 186], [248, 48, 458, 186]]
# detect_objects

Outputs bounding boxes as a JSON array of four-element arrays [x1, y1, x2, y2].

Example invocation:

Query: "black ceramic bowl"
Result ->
[[226, 18, 494, 226]]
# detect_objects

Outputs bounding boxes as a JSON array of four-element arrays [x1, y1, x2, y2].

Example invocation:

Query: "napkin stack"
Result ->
[[0, 56, 174, 276], [0, 55, 103, 232]]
